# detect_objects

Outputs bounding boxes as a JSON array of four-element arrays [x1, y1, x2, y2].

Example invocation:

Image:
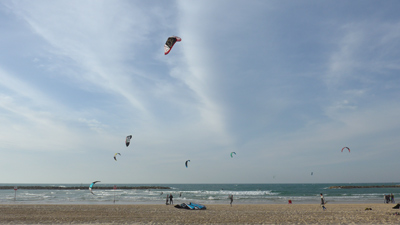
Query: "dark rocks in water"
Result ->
[[329, 185, 400, 189], [0, 186, 170, 190]]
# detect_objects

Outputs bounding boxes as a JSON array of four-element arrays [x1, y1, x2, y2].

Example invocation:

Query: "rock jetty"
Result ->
[[329, 185, 400, 189], [0, 186, 170, 190]]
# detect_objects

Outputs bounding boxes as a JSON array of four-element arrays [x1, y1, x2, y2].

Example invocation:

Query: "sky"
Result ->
[[1, 0, 400, 184]]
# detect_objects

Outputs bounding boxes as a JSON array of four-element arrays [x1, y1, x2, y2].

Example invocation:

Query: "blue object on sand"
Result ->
[[174, 202, 206, 210]]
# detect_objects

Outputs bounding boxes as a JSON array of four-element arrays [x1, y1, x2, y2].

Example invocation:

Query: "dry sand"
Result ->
[[1, 203, 400, 224]]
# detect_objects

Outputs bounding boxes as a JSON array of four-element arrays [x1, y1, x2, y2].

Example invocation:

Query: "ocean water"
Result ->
[[0, 183, 398, 205]]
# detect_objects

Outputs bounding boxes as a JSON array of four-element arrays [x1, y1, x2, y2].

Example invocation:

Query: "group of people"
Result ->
[[164, 192, 395, 207], [320, 193, 396, 210], [164, 193, 234, 206], [384, 193, 395, 204], [163, 192, 326, 208]]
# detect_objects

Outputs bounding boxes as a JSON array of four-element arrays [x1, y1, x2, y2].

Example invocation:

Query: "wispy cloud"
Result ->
[[4, 1, 157, 114]]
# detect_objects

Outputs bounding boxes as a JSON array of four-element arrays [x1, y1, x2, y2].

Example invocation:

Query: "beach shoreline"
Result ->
[[1, 203, 400, 224], [2, 183, 397, 205]]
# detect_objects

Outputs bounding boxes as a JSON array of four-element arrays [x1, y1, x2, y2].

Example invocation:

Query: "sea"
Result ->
[[0, 183, 398, 205]]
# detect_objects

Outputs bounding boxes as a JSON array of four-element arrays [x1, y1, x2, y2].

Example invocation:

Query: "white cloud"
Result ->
[[0, 68, 54, 107], [173, 1, 237, 146]]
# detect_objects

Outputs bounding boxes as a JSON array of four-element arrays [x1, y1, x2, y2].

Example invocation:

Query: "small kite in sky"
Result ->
[[126, 135, 132, 147], [114, 153, 121, 161], [185, 160, 190, 168], [89, 181, 100, 195], [230, 152, 236, 158], [341, 147, 350, 153]]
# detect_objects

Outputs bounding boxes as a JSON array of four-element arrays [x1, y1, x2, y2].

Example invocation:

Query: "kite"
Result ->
[[230, 152, 236, 158], [126, 135, 132, 147], [175, 202, 206, 210], [164, 36, 181, 55], [185, 160, 190, 168], [89, 181, 100, 195], [114, 153, 121, 161], [341, 147, 350, 153], [311, 172, 313, 176]]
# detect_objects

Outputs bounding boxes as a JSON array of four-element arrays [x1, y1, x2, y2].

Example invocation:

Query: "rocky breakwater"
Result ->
[[0, 186, 171, 190], [329, 185, 400, 189]]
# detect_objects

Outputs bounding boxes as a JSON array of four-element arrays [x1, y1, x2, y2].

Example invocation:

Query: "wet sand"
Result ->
[[1, 203, 400, 224]]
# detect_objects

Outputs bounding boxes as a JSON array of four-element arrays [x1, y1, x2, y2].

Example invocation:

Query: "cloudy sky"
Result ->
[[1, 0, 400, 184]]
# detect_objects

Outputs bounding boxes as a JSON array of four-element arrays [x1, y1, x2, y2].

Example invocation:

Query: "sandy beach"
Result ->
[[1, 203, 400, 224]]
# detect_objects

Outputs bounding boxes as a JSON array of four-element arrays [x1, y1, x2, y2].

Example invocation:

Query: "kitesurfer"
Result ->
[[320, 193, 326, 210], [169, 193, 173, 204]]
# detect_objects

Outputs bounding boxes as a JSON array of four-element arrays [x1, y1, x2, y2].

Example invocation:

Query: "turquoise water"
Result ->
[[0, 183, 398, 205]]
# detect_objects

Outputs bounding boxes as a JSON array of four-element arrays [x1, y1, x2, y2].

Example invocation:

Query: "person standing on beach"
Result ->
[[385, 194, 390, 203], [169, 193, 173, 205], [229, 195, 233, 206], [320, 193, 326, 210], [166, 194, 169, 205]]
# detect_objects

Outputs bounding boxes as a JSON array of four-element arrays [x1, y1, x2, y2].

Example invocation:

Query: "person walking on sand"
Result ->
[[320, 193, 326, 210], [169, 193, 173, 205], [229, 195, 233, 207], [166, 194, 169, 205]]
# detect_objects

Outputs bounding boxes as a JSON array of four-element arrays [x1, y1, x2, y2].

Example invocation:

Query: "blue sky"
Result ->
[[1, 0, 400, 184]]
